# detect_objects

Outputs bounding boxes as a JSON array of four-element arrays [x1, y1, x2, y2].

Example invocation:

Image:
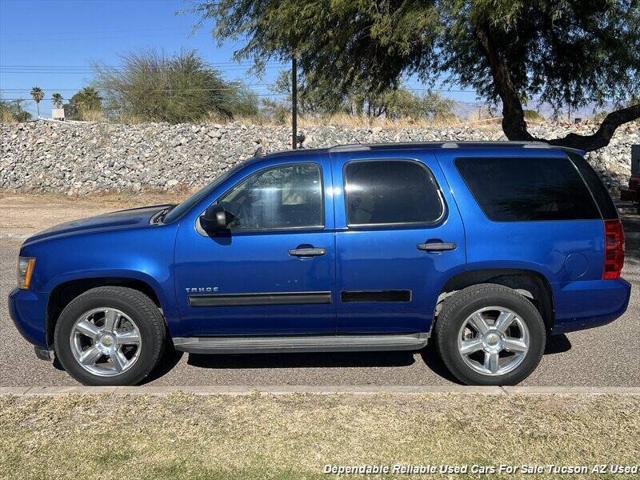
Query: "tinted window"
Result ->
[[217, 163, 323, 231], [344, 160, 444, 226], [568, 152, 618, 219], [456, 157, 600, 221]]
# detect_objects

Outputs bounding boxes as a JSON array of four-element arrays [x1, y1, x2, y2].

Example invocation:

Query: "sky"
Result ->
[[0, 0, 479, 118]]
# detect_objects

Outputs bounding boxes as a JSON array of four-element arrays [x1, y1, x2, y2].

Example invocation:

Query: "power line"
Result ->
[[0, 87, 476, 94], [0, 94, 290, 101]]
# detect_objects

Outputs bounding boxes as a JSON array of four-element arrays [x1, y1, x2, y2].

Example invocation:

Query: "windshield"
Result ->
[[163, 166, 242, 223]]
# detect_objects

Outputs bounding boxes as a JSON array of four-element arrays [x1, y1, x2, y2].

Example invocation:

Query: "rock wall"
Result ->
[[1, 120, 637, 195]]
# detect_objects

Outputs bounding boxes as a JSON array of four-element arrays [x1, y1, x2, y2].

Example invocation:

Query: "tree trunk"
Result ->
[[475, 25, 533, 142]]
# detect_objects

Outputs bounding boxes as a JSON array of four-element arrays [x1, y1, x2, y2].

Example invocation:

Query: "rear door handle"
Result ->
[[417, 242, 457, 252], [288, 247, 327, 257]]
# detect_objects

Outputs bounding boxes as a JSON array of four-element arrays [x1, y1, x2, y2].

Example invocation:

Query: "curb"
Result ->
[[1, 385, 640, 396]]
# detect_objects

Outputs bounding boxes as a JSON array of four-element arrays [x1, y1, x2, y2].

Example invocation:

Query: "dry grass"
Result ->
[[103, 112, 505, 129], [0, 392, 638, 480], [77, 109, 104, 122], [1, 110, 18, 123]]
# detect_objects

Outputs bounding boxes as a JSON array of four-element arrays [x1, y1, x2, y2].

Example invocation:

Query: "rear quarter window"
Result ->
[[567, 152, 618, 219], [456, 156, 601, 221]]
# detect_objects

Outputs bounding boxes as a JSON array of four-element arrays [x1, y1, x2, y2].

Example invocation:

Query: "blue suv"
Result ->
[[9, 142, 631, 386]]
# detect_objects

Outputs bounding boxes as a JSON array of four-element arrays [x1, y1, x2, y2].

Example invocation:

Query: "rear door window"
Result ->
[[456, 156, 600, 221], [344, 160, 444, 226]]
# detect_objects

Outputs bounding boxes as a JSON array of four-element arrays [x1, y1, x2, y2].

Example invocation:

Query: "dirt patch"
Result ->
[[0, 192, 187, 241]]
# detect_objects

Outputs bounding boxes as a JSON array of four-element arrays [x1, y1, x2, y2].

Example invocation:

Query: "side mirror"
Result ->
[[199, 205, 234, 233]]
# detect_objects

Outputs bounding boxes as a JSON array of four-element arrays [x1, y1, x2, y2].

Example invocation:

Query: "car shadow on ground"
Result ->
[[185, 349, 417, 370], [147, 334, 571, 385], [143, 344, 185, 384]]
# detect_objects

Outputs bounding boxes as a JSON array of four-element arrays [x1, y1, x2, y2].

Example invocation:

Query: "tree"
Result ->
[[64, 87, 102, 120], [195, 0, 640, 151], [30, 87, 44, 118], [95, 50, 258, 123], [51, 93, 64, 109]]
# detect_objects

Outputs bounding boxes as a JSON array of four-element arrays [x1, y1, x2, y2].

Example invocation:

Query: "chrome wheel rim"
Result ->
[[457, 306, 529, 376], [69, 308, 141, 377]]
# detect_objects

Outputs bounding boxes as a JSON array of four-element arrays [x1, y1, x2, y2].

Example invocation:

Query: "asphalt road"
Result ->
[[2, 218, 639, 387]]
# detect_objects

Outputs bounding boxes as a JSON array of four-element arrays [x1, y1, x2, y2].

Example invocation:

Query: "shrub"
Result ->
[[96, 50, 258, 124]]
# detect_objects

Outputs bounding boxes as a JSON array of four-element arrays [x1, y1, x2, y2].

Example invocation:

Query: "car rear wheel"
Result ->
[[54, 286, 165, 386], [435, 283, 546, 386]]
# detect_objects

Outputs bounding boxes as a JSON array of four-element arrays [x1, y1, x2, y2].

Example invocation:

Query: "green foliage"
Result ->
[[64, 87, 102, 120], [95, 50, 259, 123], [30, 87, 44, 103], [378, 89, 455, 120], [0, 99, 31, 123], [30, 86, 44, 117], [225, 84, 260, 118], [51, 93, 64, 109], [269, 70, 454, 120], [523, 109, 544, 122]]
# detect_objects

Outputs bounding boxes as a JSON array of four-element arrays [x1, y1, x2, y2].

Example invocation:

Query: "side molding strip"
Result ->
[[341, 290, 412, 303], [188, 291, 332, 307]]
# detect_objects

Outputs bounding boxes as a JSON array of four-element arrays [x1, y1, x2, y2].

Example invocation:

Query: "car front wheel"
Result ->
[[54, 286, 165, 386], [435, 283, 546, 386]]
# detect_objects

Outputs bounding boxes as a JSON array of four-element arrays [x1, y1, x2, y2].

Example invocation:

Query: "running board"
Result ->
[[172, 333, 429, 354]]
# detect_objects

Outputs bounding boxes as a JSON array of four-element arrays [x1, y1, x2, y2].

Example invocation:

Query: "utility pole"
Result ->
[[291, 55, 298, 149]]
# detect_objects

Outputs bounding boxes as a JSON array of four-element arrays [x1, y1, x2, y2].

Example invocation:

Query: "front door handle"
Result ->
[[417, 242, 457, 252], [288, 246, 327, 257]]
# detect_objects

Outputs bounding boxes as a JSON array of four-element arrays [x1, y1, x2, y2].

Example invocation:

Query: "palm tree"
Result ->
[[30, 87, 44, 118], [51, 92, 64, 109]]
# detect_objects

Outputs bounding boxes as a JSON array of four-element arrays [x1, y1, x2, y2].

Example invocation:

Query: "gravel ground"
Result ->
[[1, 197, 639, 387]]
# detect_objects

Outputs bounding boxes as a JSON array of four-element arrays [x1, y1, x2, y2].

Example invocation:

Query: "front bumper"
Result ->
[[8, 287, 48, 348]]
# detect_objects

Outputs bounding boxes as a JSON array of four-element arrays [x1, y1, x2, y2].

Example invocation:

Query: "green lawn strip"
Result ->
[[0, 392, 638, 480]]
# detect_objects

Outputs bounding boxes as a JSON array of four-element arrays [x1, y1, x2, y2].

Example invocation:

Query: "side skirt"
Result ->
[[172, 333, 429, 354]]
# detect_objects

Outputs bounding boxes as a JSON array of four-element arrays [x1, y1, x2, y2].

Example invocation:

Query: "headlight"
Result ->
[[17, 257, 36, 290]]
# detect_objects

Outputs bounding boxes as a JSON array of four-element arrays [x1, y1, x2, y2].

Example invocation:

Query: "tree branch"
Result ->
[[544, 103, 640, 151]]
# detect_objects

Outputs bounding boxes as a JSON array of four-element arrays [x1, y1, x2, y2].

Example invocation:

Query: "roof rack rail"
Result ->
[[326, 140, 553, 153], [440, 141, 550, 149], [328, 144, 372, 153]]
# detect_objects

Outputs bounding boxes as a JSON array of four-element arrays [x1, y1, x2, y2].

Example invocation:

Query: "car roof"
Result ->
[[260, 141, 584, 159]]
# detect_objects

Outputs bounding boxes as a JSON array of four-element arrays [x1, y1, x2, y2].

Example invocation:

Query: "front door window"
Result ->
[[217, 163, 324, 232]]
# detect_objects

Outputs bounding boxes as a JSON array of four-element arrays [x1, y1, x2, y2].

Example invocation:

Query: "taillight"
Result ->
[[603, 219, 624, 280]]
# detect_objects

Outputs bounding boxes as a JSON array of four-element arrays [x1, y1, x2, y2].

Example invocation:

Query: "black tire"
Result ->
[[54, 286, 166, 386], [435, 283, 546, 386]]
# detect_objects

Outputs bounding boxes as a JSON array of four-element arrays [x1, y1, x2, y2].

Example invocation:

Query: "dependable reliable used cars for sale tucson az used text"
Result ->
[[9, 141, 631, 386]]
